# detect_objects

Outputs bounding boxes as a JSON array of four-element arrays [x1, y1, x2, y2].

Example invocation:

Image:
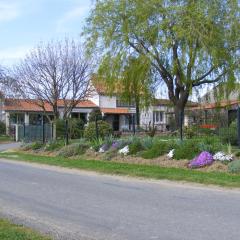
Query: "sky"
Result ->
[[0, 0, 92, 67]]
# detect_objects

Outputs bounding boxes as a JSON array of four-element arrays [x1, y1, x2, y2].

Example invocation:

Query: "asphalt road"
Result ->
[[0, 159, 240, 240]]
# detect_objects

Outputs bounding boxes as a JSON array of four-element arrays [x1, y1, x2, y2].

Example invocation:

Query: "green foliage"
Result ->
[[22, 142, 44, 151], [228, 160, 240, 174], [141, 136, 154, 150], [173, 137, 223, 160], [0, 218, 51, 240], [57, 142, 89, 158], [0, 121, 6, 135], [174, 140, 200, 160], [88, 109, 102, 122], [56, 118, 85, 139], [55, 119, 65, 139], [91, 138, 104, 151], [219, 120, 238, 145], [69, 118, 85, 139], [141, 141, 168, 159], [184, 126, 195, 139], [128, 138, 144, 155], [85, 0, 239, 121], [44, 140, 64, 151], [84, 120, 112, 140]]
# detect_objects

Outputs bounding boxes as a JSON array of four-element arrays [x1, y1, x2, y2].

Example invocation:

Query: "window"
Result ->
[[153, 111, 163, 123], [116, 97, 135, 107]]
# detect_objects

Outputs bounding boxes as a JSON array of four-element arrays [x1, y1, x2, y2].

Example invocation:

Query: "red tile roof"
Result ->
[[3, 99, 97, 112], [190, 100, 240, 110], [101, 108, 134, 114]]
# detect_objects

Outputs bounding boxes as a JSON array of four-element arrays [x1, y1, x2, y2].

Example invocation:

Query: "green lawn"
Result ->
[[1, 151, 240, 188], [0, 135, 12, 143], [0, 218, 51, 240]]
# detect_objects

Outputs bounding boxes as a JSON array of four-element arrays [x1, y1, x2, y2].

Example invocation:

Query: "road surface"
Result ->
[[0, 142, 21, 151], [0, 159, 240, 240]]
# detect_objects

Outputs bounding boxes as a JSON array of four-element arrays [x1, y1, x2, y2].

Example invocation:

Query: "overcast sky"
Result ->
[[0, 0, 92, 67]]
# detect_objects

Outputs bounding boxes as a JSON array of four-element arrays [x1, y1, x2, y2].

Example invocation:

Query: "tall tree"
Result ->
[[14, 39, 92, 120], [84, 0, 240, 127]]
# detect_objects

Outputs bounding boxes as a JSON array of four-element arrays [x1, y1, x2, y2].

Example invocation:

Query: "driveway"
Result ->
[[0, 159, 240, 240], [0, 142, 21, 151]]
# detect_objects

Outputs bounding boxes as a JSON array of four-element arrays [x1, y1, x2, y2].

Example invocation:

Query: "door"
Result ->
[[113, 115, 120, 131]]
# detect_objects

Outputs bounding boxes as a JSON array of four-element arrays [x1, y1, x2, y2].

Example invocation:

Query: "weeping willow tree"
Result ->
[[98, 55, 154, 128], [84, 0, 240, 128]]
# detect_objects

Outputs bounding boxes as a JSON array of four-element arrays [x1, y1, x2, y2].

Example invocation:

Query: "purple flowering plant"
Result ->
[[188, 151, 214, 169]]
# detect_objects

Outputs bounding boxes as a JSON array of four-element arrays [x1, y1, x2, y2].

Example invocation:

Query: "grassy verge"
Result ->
[[0, 135, 12, 143], [0, 218, 51, 240], [0, 151, 240, 188]]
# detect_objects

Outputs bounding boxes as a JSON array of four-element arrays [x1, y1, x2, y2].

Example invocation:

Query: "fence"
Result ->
[[183, 107, 240, 146], [16, 124, 53, 143]]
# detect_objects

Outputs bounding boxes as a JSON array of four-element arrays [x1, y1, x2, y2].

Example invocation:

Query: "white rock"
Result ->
[[167, 149, 174, 159], [213, 151, 233, 161], [99, 147, 105, 153], [119, 145, 129, 155]]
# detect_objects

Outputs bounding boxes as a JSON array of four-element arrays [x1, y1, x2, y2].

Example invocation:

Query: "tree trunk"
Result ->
[[174, 103, 185, 130]]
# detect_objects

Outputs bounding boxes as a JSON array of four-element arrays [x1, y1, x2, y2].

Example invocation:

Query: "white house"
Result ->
[[140, 99, 198, 131], [89, 81, 136, 131]]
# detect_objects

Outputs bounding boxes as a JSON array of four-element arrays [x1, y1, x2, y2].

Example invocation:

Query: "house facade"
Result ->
[[89, 83, 136, 131], [140, 99, 197, 131], [3, 99, 98, 135]]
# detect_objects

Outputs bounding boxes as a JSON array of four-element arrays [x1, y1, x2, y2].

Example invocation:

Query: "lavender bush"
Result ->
[[188, 151, 214, 168]]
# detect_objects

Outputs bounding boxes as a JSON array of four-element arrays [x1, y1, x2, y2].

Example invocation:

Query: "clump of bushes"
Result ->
[[44, 140, 64, 151], [84, 120, 112, 140], [21, 142, 44, 151], [57, 142, 89, 158], [228, 160, 240, 174], [141, 141, 169, 159], [56, 118, 85, 139], [174, 139, 201, 160], [128, 138, 144, 155]]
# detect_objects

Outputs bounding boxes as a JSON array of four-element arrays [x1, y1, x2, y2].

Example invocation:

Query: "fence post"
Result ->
[[42, 122, 45, 143], [23, 123, 25, 139], [237, 107, 240, 148], [132, 114, 136, 135], [15, 124, 19, 142], [95, 116, 99, 139], [65, 119, 69, 146]]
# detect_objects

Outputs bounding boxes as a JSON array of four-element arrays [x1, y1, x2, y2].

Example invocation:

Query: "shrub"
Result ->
[[44, 140, 64, 151], [184, 126, 195, 139], [128, 139, 144, 155], [141, 141, 168, 159], [141, 137, 154, 150], [228, 160, 240, 174], [91, 138, 104, 151], [55, 119, 65, 139], [174, 140, 200, 160], [0, 121, 6, 135], [21, 142, 43, 151], [88, 109, 102, 122], [69, 118, 85, 139], [84, 120, 112, 140], [57, 142, 89, 158], [197, 137, 223, 154]]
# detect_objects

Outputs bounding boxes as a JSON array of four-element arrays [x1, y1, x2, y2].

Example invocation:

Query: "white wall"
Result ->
[[99, 95, 116, 108], [88, 90, 100, 106]]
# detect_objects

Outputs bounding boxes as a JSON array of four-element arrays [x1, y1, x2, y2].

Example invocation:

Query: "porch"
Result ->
[[101, 108, 136, 132]]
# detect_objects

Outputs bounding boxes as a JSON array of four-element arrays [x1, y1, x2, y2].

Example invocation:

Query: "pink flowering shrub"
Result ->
[[188, 151, 214, 168]]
